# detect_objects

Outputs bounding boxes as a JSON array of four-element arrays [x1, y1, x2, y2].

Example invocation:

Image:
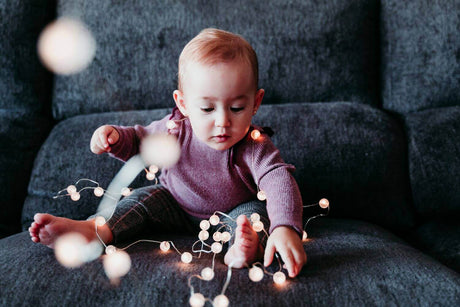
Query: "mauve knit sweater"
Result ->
[[109, 108, 303, 234]]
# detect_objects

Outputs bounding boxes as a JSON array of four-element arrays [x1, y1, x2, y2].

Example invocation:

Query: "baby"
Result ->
[[29, 28, 306, 277]]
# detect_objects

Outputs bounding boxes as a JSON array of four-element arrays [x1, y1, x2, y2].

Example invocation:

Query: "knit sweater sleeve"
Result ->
[[245, 131, 303, 235]]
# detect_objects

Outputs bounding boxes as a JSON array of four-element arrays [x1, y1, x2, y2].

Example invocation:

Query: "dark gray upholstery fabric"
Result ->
[[404, 106, 460, 218], [381, 0, 460, 113], [22, 103, 415, 233], [2, 219, 459, 306], [52, 0, 380, 120]]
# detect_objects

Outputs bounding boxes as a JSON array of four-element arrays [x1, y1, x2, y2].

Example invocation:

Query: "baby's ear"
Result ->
[[253, 89, 265, 115], [173, 90, 188, 116]]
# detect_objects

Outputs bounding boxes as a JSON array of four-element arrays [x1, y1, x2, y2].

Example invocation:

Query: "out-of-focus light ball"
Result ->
[[95, 216, 106, 227], [149, 165, 159, 174], [257, 190, 267, 201], [221, 231, 231, 243], [198, 230, 209, 241], [140, 134, 180, 168], [160, 241, 170, 252], [249, 266, 264, 282], [55, 232, 87, 268], [302, 231, 308, 241], [105, 245, 117, 255], [319, 198, 330, 209], [199, 220, 210, 231], [251, 129, 261, 140], [273, 271, 286, 284], [252, 221, 264, 232], [181, 252, 193, 263], [201, 267, 215, 281], [67, 185, 77, 194], [213, 231, 222, 242], [94, 187, 104, 197], [189, 293, 206, 307], [38, 17, 96, 75], [121, 187, 132, 197], [166, 120, 177, 130], [71, 192, 81, 201], [209, 215, 220, 226], [250, 213, 260, 222], [146, 172, 156, 180], [211, 242, 223, 254], [103, 250, 131, 280], [213, 294, 229, 307]]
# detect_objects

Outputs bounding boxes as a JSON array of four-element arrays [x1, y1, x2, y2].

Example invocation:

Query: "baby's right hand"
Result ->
[[90, 125, 120, 154]]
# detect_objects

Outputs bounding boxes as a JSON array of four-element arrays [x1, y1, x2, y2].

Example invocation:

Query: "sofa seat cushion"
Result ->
[[2, 218, 459, 306], [22, 103, 414, 232]]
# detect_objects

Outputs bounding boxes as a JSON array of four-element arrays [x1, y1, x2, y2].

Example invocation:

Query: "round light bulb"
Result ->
[[103, 250, 131, 280], [250, 213, 260, 222], [273, 271, 286, 284], [146, 172, 156, 180], [209, 215, 220, 226], [189, 293, 206, 307], [160, 241, 170, 252], [181, 252, 193, 263], [302, 231, 308, 241], [252, 221, 264, 232], [319, 198, 329, 209], [95, 216, 106, 227], [121, 187, 132, 196], [249, 266, 264, 282], [251, 129, 261, 140], [54, 232, 87, 268], [94, 187, 104, 197], [211, 242, 223, 254], [105, 245, 117, 255], [201, 267, 215, 281], [70, 192, 81, 201], [166, 120, 177, 130], [198, 230, 209, 241], [221, 231, 231, 243], [67, 185, 77, 194], [149, 165, 159, 174], [257, 190, 267, 201], [213, 231, 222, 242], [199, 220, 210, 231], [213, 294, 229, 307], [140, 133, 181, 168]]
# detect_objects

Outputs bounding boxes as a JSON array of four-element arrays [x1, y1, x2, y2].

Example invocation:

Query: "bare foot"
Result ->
[[28, 213, 113, 248], [224, 215, 264, 268]]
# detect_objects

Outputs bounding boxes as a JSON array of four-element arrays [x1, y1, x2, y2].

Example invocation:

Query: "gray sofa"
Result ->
[[1, 0, 459, 306]]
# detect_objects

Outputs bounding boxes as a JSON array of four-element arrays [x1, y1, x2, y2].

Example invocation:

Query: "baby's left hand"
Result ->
[[264, 226, 307, 278]]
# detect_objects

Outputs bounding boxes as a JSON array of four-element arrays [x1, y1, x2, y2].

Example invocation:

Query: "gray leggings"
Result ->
[[105, 184, 270, 246]]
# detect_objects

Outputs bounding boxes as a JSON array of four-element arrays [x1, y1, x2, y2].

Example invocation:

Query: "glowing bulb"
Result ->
[[249, 266, 264, 282], [67, 185, 77, 194], [199, 220, 210, 231], [166, 120, 177, 130], [302, 231, 308, 241], [181, 252, 193, 263], [252, 221, 264, 232], [71, 192, 81, 201], [189, 293, 206, 307], [250, 213, 260, 222], [213, 294, 229, 307], [160, 241, 170, 252], [38, 17, 96, 75], [103, 250, 131, 280], [201, 267, 215, 281], [273, 271, 286, 284], [198, 230, 209, 241], [319, 198, 330, 209], [257, 190, 267, 201], [209, 215, 220, 226], [211, 242, 223, 254], [251, 129, 261, 140], [105, 245, 117, 255], [121, 187, 132, 196], [149, 165, 159, 174], [221, 231, 231, 243], [140, 134, 181, 168], [213, 231, 222, 242], [94, 187, 104, 197], [54, 232, 86, 268], [95, 216, 106, 227], [146, 172, 156, 180]]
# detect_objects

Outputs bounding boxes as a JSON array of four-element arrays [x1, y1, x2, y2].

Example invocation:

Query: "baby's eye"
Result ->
[[200, 107, 214, 113], [231, 107, 245, 113]]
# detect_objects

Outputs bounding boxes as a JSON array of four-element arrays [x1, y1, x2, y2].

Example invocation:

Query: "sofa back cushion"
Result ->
[[52, 0, 380, 120], [381, 0, 460, 113]]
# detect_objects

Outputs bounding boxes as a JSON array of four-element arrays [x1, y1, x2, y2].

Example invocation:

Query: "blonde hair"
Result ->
[[177, 28, 259, 91]]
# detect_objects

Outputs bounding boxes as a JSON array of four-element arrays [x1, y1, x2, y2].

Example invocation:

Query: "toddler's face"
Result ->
[[174, 60, 264, 151]]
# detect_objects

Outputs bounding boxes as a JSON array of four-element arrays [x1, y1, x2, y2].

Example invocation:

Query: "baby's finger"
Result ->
[[264, 241, 276, 267], [278, 249, 296, 277]]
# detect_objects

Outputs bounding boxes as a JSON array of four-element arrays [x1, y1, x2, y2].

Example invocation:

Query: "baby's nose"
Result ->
[[215, 111, 230, 127]]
